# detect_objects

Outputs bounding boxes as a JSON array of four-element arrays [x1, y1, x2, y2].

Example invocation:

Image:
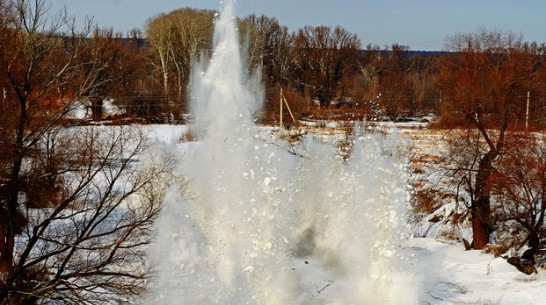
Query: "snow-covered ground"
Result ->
[[143, 123, 546, 305], [411, 238, 546, 305]]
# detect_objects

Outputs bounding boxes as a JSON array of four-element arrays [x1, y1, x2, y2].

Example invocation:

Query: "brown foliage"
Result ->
[[0, 2, 169, 304], [490, 133, 546, 251], [436, 29, 541, 249], [413, 189, 440, 215]]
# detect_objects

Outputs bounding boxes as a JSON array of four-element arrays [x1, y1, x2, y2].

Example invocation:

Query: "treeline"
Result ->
[[139, 8, 546, 129], [3, 4, 543, 128], [3, 4, 544, 128], [140, 8, 443, 124]]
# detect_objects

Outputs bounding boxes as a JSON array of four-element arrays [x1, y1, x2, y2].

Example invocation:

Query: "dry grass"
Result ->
[[485, 244, 510, 257], [412, 189, 440, 215], [179, 128, 198, 142]]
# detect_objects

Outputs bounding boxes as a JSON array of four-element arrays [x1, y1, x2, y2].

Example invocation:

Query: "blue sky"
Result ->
[[49, 0, 545, 51]]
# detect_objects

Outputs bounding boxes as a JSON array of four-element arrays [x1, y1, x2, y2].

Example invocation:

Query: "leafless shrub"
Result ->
[[1, 126, 173, 305]]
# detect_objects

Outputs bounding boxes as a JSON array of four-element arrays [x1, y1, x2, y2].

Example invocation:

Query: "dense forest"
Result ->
[[137, 9, 546, 129], [3, 5, 541, 128]]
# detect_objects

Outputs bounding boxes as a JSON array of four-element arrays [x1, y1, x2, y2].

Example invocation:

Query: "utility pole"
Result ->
[[279, 87, 283, 129], [283, 92, 297, 125], [525, 91, 530, 132], [279, 87, 296, 130]]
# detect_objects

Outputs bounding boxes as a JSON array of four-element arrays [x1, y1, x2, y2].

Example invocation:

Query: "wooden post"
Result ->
[[283, 95, 297, 125]]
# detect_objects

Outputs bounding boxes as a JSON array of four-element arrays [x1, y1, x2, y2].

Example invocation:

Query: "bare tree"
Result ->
[[490, 134, 546, 252], [437, 29, 535, 249], [376, 44, 414, 119], [171, 9, 214, 98], [0, 1, 169, 304], [291, 25, 361, 107], [145, 8, 214, 119], [1, 0, 85, 272], [77, 27, 147, 122], [241, 14, 292, 120], [1, 126, 168, 305], [145, 13, 174, 99]]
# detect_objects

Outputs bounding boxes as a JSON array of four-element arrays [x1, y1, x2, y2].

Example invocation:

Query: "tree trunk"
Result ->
[[527, 231, 540, 251], [471, 152, 495, 249], [158, 50, 169, 97], [0, 225, 10, 272], [471, 196, 491, 249], [2, 138, 25, 273], [91, 98, 103, 121], [0, 226, 14, 270]]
